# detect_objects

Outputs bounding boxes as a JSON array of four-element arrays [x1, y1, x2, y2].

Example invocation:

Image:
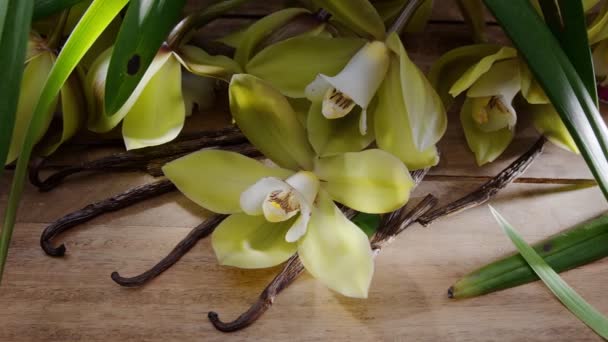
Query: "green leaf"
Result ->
[[104, 0, 186, 115], [451, 215, 608, 299], [229, 74, 316, 171], [489, 206, 608, 339], [212, 214, 298, 269], [485, 0, 608, 200], [297, 190, 375, 298], [315, 149, 414, 213], [163, 150, 293, 214], [310, 0, 386, 40], [539, 0, 597, 106], [246, 35, 365, 98], [33, 0, 85, 20], [0, 0, 34, 169], [352, 212, 381, 238], [0, 0, 128, 283]]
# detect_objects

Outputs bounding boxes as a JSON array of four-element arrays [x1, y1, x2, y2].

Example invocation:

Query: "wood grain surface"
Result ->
[[1, 2, 607, 341]]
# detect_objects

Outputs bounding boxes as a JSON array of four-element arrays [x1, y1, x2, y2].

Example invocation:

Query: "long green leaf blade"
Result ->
[[33, 0, 86, 20], [0, 0, 128, 283], [0, 0, 34, 173], [484, 0, 608, 201], [104, 0, 186, 115], [539, 0, 598, 105], [489, 206, 608, 339], [451, 215, 608, 298]]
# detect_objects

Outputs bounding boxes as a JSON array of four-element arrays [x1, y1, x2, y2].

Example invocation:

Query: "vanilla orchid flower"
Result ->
[[162, 74, 415, 298], [306, 40, 391, 134], [304, 32, 447, 172], [440, 45, 577, 165]]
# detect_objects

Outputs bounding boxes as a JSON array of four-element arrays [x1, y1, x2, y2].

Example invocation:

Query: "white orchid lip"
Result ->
[[239, 171, 320, 243], [306, 40, 390, 134]]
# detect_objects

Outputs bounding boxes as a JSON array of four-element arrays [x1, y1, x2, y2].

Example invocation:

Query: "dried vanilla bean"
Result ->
[[30, 127, 247, 192], [417, 137, 547, 227], [40, 179, 176, 257], [111, 214, 228, 287], [207, 170, 433, 333], [424, 174, 596, 186]]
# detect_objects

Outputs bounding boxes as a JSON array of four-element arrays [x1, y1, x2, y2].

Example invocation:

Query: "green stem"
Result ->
[[388, 0, 426, 35], [167, 0, 251, 49], [47, 9, 69, 49]]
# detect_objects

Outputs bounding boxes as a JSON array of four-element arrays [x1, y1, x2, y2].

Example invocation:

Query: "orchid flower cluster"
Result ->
[[7, 0, 579, 298]]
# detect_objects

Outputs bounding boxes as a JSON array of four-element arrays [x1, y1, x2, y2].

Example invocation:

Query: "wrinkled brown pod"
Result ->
[[40, 179, 177, 257], [30, 127, 247, 192], [417, 137, 547, 226], [112, 214, 228, 287]]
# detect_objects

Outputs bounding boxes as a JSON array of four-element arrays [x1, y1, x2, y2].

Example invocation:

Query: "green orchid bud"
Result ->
[[86, 46, 188, 150], [6, 32, 85, 164]]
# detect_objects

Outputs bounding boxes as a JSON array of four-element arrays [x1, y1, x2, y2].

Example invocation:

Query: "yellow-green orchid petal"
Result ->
[[162, 150, 293, 214], [519, 59, 550, 104], [86, 47, 173, 133], [234, 8, 309, 67], [215, 26, 249, 49], [311, 0, 386, 40], [307, 102, 374, 157], [386, 32, 447, 151], [37, 72, 85, 156], [374, 57, 439, 170], [460, 98, 514, 166], [530, 104, 579, 154], [229, 74, 316, 171], [449, 46, 517, 97], [122, 51, 185, 150], [246, 36, 365, 98], [429, 44, 502, 109], [315, 149, 414, 213], [297, 190, 374, 298], [588, 1, 608, 44], [176, 45, 243, 82], [6, 52, 57, 164], [212, 214, 298, 269]]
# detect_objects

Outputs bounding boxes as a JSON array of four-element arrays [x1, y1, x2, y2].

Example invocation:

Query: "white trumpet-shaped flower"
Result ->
[[306, 41, 390, 134], [240, 171, 319, 242]]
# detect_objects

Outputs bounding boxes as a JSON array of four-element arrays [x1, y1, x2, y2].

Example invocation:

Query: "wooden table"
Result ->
[[1, 2, 608, 341]]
